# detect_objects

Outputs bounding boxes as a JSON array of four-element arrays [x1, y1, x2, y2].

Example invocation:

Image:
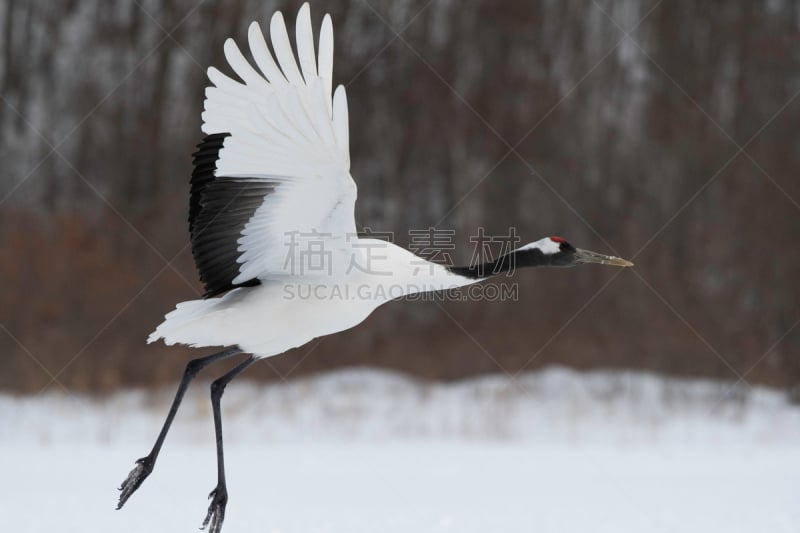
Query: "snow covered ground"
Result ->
[[3, 367, 799, 532]]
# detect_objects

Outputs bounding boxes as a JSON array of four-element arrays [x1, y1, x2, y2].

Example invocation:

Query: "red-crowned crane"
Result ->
[[116, 4, 633, 532]]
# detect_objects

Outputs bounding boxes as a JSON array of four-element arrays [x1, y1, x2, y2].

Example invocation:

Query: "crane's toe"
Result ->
[[201, 486, 228, 533], [116, 455, 154, 509]]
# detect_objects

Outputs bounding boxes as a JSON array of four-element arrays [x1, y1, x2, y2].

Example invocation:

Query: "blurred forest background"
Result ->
[[1, 0, 798, 394]]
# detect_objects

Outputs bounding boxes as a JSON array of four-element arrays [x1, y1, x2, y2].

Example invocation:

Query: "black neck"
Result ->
[[446, 247, 554, 279]]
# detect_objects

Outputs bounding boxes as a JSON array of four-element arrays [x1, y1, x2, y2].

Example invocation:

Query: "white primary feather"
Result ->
[[295, 3, 317, 82], [247, 22, 286, 85], [269, 12, 306, 86], [318, 15, 334, 116], [201, 2, 356, 282]]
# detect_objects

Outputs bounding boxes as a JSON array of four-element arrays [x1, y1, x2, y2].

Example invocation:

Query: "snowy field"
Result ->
[[3, 367, 800, 533]]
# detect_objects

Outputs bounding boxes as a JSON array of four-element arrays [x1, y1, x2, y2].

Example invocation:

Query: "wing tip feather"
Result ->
[[270, 10, 286, 28]]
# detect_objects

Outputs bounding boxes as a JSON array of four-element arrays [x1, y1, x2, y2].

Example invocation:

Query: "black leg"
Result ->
[[117, 347, 243, 509], [201, 355, 257, 533]]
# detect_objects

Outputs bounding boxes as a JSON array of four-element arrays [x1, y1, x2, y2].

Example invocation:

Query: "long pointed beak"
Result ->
[[574, 248, 634, 267]]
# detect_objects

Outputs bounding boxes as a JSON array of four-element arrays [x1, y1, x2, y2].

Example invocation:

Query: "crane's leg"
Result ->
[[201, 355, 257, 533], [117, 347, 243, 509]]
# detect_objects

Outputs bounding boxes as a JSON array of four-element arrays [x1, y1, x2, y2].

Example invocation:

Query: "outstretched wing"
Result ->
[[190, 3, 357, 298]]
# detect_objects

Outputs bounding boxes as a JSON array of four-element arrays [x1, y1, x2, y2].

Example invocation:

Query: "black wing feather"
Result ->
[[189, 133, 273, 298]]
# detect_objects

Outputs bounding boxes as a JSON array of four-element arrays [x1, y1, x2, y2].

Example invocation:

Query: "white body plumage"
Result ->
[[150, 240, 476, 356]]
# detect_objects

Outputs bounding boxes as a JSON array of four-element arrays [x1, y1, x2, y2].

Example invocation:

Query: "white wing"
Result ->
[[198, 3, 356, 289]]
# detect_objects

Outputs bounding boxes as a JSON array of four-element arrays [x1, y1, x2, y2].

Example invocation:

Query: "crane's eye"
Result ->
[[559, 241, 576, 253]]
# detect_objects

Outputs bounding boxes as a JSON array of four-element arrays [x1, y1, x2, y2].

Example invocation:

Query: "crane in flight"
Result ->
[[116, 3, 632, 532]]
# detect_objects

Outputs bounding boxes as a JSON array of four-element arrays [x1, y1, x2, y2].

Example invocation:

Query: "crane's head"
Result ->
[[447, 236, 633, 279], [515, 236, 633, 268]]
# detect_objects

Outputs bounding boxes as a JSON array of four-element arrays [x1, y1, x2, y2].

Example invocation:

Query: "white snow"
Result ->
[[2, 367, 799, 532]]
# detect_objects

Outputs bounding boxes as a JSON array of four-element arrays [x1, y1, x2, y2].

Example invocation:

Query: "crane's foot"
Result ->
[[201, 485, 228, 533], [116, 455, 155, 509]]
